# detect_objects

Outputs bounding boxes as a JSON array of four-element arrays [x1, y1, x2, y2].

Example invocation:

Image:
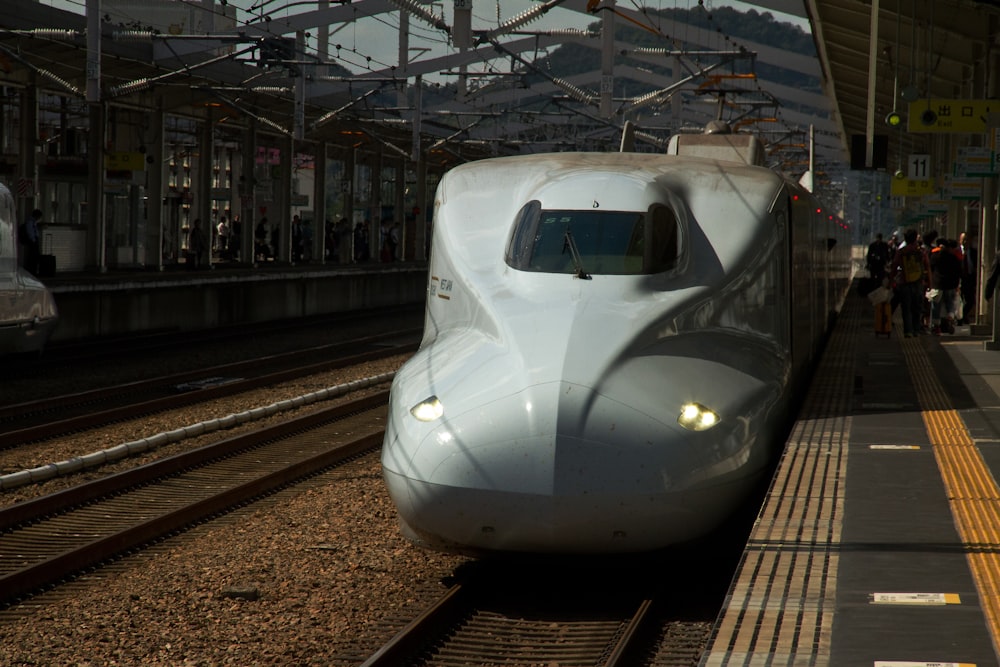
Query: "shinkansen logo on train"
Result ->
[[430, 276, 453, 300]]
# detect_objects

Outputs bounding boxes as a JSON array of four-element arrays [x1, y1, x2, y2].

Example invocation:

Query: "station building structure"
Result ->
[[0, 0, 495, 275]]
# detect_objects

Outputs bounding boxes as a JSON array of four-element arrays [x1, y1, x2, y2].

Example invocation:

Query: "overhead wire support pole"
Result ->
[[86, 0, 100, 104], [86, 0, 106, 272], [600, 0, 615, 118], [397, 8, 409, 108], [411, 74, 422, 163], [294, 30, 305, 140], [865, 0, 880, 168]]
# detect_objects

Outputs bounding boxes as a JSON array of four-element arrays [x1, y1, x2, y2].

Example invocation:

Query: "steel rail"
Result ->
[[360, 576, 661, 666], [0, 391, 389, 606], [0, 339, 415, 448]]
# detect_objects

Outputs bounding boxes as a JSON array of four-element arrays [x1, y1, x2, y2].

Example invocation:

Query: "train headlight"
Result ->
[[410, 396, 444, 422], [678, 402, 720, 431]]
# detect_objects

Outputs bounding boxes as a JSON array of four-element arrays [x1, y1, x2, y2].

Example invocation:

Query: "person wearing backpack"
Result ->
[[890, 228, 931, 337]]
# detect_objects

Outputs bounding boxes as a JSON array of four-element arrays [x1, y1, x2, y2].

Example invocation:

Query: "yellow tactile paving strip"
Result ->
[[902, 336, 1000, 659], [701, 300, 857, 667], [703, 291, 1000, 666]]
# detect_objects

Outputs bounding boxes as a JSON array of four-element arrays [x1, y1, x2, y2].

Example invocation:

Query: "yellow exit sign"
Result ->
[[908, 99, 994, 133]]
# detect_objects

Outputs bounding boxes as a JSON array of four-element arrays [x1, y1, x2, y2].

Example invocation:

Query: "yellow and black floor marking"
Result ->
[[702, 293, 1000, 667], [902, 334, 1000, 661]]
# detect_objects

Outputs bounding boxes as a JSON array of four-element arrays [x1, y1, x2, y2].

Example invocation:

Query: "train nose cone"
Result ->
[[382, 381, 717, 554]]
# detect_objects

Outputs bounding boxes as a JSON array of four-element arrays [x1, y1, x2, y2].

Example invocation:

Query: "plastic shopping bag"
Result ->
[[868, 285, 892, 305]]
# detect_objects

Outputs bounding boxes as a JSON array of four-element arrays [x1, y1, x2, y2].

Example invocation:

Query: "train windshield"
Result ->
[[505, 200, 679, 275]]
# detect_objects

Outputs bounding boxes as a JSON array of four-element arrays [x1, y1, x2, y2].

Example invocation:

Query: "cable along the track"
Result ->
[[0, 391, 389, 606]]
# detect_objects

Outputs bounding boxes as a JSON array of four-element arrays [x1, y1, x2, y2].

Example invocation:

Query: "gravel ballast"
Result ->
[[1, 334, 471, 665], [0, 454, 468, 666]]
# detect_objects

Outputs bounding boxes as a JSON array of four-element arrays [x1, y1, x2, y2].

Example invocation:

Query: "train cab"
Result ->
[[0, 183, 58, 355]]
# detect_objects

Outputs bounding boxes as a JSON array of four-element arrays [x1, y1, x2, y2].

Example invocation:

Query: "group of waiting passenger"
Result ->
[[187, 214, 403, 267], [185, 215, 244, 269], [866, 228, 976, 338]]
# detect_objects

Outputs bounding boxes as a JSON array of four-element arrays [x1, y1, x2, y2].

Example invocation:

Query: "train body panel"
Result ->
[[383, 150, 848, 555], [0, 183, 57, 355]]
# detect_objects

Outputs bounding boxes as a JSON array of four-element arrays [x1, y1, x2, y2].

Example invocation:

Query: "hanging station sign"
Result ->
[[907, 99, 994, 133]]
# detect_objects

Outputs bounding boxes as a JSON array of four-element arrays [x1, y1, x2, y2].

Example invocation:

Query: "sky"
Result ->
[[41, 0, 811, 80]]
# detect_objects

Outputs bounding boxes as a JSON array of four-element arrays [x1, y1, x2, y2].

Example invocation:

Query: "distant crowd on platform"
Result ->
[[184, 211, 404, 270], [865, 228, 977, 338]]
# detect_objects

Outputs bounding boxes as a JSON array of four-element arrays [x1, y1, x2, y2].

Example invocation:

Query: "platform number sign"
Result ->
[[909, 154, 931, 180]]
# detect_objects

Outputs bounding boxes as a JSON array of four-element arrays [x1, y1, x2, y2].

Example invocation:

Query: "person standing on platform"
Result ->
[[354, 221, 369, 262], [19, 208, 41, 277], [216, 216, 229, 259], [960, 231, 977, 324], [929, 238, 962, 334], [188, 218, 207, 270], [984, 247, 1000, 304], [866, 233, 890, 285], [389, 221, 400, 261], [270, 221, 280, 261], [255, 217, 269, 261], [291, 214, 303, 263], [890, 228, 931, 338], [230, 216, 242, 261]]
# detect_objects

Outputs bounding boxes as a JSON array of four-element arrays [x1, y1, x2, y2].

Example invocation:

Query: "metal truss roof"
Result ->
[[0, 0, 849, 176]]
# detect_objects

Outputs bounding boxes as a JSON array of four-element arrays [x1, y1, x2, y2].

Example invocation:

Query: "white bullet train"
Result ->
[[381, 128, 851, 555], [0, 182, 58, 355]]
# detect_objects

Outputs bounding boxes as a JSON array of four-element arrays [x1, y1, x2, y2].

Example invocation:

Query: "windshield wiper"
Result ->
[[563, 227, 590, 280], [562, 229, 592, 280]]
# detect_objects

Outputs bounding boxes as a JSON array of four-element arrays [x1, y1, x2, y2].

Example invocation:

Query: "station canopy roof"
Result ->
[[4, 0, 999, 179], [0, 0, 497, 168], [0, 0, 836, 171], [806, 0, 1000, 176]]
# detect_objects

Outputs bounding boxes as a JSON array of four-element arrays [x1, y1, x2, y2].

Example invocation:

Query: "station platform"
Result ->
[[701, 285, 1000, 666], [39, 260, 427, 343]]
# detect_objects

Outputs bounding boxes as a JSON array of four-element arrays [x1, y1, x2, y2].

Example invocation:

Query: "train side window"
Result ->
[[505, 200, 542, 270], [656, 205, 680, 270], [625, 204, 678, 273]]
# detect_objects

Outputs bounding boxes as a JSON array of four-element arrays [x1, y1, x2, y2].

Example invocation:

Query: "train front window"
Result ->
[[505, 201, 679, 275]]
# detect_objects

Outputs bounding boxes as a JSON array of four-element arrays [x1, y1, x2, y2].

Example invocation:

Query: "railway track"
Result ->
[[0, 330, 418, 450], [0, 391, 390, 608], [364, 585, 657, 666], [360, 559, 716, 666]]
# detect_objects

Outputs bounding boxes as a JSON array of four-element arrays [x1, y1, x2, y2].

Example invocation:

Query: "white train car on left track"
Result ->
[[0, 183, 58, 354]]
